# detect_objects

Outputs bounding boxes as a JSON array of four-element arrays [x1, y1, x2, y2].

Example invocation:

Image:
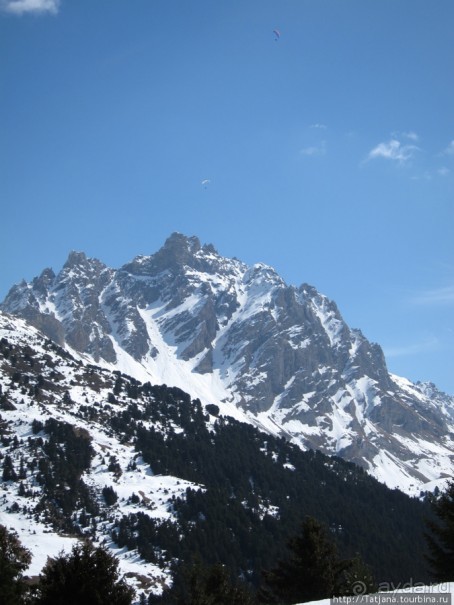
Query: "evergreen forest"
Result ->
[[106, 380, 434, 587]]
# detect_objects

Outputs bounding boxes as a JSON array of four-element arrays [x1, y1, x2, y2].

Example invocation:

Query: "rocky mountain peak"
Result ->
[[164, 231, 201, 254], [244, 262, 285, 287], [64, 250, 88, 267], [61, 251, 109, 281], [121, 233, 210, 277], [1, 233, 453, 495], [32, 268, 56, 296], [154, 232, 202, 270]]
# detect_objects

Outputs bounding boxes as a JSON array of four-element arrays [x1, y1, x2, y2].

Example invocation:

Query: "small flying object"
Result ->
[[201, 179, 211, 189], [273, 29, 280, 41]]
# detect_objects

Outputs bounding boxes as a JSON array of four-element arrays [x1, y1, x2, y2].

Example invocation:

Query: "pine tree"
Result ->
[[102, 485, 119, 506], [161, 561, 255, 605], [260, 516, 340, 604], [189, 563, 255, 605], [2, 454, 17, 481], [336, 555, 377, 597], [260, 516, 375, 604], [35, 541, 134, 604], [18, 456, 27, 480], [425, 481, 454, 581], [0, 524, 32, 605]]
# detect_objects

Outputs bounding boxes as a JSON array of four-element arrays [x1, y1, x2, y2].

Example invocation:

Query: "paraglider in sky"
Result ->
[[201, 179, 210, 189], [273, 29, 280, 41]]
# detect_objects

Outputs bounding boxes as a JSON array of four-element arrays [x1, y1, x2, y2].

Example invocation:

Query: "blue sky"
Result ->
[[1, 0, 453, 393]]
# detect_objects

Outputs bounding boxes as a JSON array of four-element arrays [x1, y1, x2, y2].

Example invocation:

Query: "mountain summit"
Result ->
[[2, 233, 453, 494]]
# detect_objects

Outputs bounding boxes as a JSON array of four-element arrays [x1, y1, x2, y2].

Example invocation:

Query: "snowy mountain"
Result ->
[[2, 232, 454, 495], [0, 311, 437, 600]]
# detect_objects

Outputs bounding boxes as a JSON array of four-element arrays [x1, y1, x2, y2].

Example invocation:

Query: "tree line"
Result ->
[[1, 481, 453, 604]]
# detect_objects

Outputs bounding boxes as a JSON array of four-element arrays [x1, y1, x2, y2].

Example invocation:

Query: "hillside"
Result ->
[[0, 311, 437, 600]]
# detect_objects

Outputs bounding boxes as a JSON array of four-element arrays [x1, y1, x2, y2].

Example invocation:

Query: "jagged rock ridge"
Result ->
[[2, 232, 454, 494]]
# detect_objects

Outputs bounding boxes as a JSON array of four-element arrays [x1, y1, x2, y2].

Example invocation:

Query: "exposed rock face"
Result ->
[[2, 232, 453, 493]]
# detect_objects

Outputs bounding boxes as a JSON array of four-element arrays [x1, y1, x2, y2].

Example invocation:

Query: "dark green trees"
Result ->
[[260, 516, 375, 604], [160, 561, 256, 605], [34, 541, 134, 605], [426, 481, 454, 581], [0, 524, 31, 605], [2, 453, 18, 481], [0, 530, 135, 605], [102, 485, 118, 506]]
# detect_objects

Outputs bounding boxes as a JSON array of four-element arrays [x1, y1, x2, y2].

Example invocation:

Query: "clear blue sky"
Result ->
[[1, 0, 453, 393]]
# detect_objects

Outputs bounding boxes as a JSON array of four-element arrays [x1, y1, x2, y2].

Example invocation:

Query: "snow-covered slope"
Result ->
[[0, 312, 201, 598], [2, 233, 454, 495]]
